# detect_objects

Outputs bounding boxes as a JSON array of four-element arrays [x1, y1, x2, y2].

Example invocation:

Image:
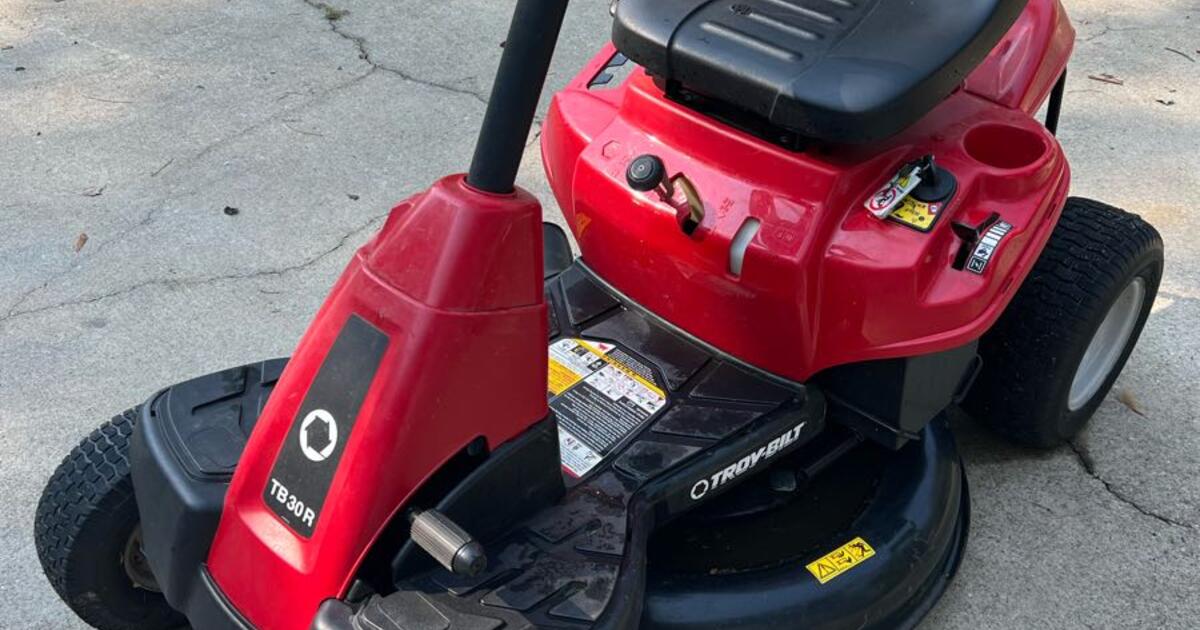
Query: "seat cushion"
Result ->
[[613, 0, 1028, 143]]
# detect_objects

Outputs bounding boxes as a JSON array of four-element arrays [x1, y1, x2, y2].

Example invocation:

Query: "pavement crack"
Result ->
[[3, 284, 44, 320], [0, 212, 388, 326], [1079, 25, 1112, 43], [526, 123, 544, 148], [1068, 440, 1194, 530], [373, 61, 489, 106], [182, 68, 373, 171], [5, 0, 467, 327], [1077, 19, 1154, 44], [3, 190, 198, 319], [300, 0, 489, 106]]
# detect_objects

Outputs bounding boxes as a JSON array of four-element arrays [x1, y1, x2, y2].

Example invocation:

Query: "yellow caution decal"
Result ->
[[548, 359, 584, 396], [889, 197, 944, 232], [806, 537, 875, 584], [547, 338, 610, 396]]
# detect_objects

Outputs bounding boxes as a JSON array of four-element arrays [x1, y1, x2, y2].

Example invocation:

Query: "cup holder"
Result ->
[[963, 123, 1049, 171]]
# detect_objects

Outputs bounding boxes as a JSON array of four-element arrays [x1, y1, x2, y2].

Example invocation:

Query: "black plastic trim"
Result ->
[[641, 416, 970, 630], [389, 416, 566, 582], [543, 222, 574, 279], [613, 0, 1029, 143], [190, 567, 255, 630], [130, 359, 287, 620], [573, 261, 807, 393], [816, 341, 980, 449], [1045, 69, 1067, 135]]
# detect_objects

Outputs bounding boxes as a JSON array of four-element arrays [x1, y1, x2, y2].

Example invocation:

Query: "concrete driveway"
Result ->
[[1, 0, 1197, 628]]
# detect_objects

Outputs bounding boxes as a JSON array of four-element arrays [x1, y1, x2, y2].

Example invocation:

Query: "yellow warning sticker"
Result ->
[[578, 340, 666, 399], [806, 537, 875, 584], [548, 338, 669, 478], [549, 360, 584, 396], [889, 197, 944, 232], [547, 338, 612, 396]]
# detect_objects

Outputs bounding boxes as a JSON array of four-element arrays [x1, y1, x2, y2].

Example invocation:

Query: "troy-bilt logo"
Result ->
[[690, 423, 807, 501]]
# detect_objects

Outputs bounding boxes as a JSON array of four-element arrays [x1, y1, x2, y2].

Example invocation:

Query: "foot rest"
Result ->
[[324, 264, 826, 629]]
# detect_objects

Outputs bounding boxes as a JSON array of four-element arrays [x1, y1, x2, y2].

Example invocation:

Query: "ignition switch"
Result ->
[[910, 155, 957, 204]]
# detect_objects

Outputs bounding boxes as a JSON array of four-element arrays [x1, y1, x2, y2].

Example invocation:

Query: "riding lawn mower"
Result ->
[[34, 0, 1165, 628]]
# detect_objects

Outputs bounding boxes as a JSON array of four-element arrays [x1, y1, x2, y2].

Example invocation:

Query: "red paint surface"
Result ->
[[542, 1, 1075, 382], [966, 0, 1076, 113], [207, 176, 548, 629]]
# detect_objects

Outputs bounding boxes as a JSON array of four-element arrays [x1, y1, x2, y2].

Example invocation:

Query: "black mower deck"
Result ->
[[132, 258, 970, 630]]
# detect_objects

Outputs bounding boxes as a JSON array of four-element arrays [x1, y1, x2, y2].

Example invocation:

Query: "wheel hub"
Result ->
[[122, 524, 162, 592], [1069, 277, 1146, 411]]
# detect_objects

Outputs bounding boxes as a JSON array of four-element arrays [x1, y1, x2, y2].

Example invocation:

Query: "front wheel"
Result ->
[[34, 409, 185, 630], [964, 197, 1164, 447]]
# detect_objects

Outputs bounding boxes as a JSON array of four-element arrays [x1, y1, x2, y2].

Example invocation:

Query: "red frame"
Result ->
[[204, 2, 1075, 627]]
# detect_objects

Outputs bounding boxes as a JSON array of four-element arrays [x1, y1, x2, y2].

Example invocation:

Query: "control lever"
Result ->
[[627, 154, 706, 235], [408, 508, 487, 577], [951, 212, 1001, 270], [626, 154, 668, 193]]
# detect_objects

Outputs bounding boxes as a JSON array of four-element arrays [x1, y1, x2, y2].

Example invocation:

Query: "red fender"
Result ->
[[966, 0, 1076, 112], [207, 176, 548, 629]]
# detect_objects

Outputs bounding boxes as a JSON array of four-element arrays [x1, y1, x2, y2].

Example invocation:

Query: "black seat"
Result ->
[[612, 0, 1028, 144]]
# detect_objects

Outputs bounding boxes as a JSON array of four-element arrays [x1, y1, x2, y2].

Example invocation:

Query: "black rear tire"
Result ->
[[964, 197, 1163, 447], [34, 409, 185, 630]]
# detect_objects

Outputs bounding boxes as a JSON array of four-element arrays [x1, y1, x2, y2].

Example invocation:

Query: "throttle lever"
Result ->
[[627, 154, 706, 235]]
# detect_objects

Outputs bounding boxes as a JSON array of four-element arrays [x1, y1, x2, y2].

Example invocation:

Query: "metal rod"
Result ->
[[1045, 69, 1067, 136], [466, 0, 570, 194]]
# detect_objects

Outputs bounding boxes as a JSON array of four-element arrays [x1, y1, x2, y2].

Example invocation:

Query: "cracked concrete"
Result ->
[[0, 209, 388, 326], [1, 0, 1198, 628], [1069, 439, 1195, 531], [299, 0, 489, 105]]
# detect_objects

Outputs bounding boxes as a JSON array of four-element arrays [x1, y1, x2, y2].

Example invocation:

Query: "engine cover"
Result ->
[[542, 10, 1073, 381]]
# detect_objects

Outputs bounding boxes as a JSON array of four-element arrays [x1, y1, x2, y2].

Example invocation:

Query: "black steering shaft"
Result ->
[[466, 0, 570, 195]]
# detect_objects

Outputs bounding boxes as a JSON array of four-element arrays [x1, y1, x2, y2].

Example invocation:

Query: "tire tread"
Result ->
[[34, 409, 183, 630], [35, 410, 138, 601], [965, 197, 1163, 446]]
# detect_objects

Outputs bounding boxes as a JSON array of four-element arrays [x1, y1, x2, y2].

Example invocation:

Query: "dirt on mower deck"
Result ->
[[1, 0, 1198, 628]]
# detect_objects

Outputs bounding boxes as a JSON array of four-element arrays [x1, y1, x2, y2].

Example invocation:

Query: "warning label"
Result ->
[[548, 339, 667, 478], [548, 338, 613, 395], [558, 430, 603, 480], [806, 537, 876, 585], [889, 197, 944, 232], [865, 168, 922, 219]]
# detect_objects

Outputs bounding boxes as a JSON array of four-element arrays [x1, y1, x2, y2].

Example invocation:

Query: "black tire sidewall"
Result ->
[[1022, 244, 1163, 443], [965, 198, 1165, 447], [66, 486, 177, 628], [35, 414, 185, 630]]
